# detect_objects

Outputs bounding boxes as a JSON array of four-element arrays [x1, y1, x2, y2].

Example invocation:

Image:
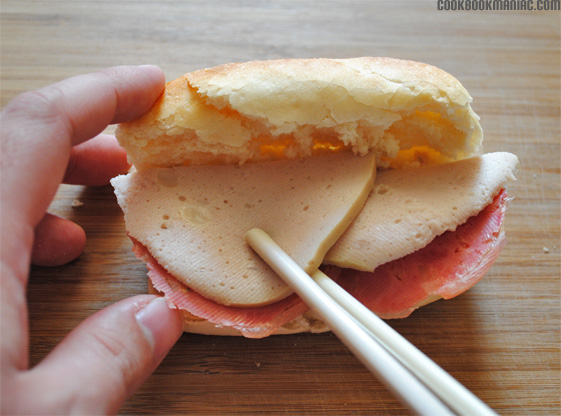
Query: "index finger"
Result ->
[[1, 65, 165, 231], [3, 65, 165, 146]]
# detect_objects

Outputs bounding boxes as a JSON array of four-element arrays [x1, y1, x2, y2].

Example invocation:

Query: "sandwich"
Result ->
[[110, 58, 518, 338]]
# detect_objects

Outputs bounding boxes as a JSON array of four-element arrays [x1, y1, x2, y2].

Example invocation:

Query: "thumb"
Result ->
[[14, 295, 182, 415]]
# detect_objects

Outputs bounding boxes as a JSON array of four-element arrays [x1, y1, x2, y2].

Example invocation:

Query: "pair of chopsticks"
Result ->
[[246, 228, 498, 416]]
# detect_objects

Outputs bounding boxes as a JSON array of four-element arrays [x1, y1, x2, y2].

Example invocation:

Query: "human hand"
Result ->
[[0, 66, 183, 414]]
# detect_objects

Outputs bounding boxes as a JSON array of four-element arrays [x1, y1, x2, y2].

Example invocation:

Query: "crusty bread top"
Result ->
[[116, 58, 483, 169]]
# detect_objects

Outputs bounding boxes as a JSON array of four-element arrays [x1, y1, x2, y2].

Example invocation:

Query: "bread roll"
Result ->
[[112, 58, 515, 338], [116, 58, 482, 170]]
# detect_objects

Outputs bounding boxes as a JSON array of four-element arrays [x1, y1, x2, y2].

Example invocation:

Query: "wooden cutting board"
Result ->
[[2, 1, 559, 414]]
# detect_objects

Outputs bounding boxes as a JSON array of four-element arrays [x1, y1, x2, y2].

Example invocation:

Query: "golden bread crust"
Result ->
[[116, 58, 482, 170]]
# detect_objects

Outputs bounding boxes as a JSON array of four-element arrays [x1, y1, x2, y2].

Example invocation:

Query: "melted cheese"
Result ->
[[112, 152, 376, 307]]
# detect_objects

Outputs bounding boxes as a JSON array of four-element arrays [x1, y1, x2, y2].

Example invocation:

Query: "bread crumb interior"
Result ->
[[118, 78, 476, 170]]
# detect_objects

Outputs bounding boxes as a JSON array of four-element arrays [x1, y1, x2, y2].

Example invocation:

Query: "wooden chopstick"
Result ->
[[312, 270, 498, 416], [246, 228, 497, 416], [246, 228, 453, 415]]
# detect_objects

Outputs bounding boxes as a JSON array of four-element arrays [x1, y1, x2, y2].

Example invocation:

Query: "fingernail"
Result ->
[[136, 297, 179, 361]]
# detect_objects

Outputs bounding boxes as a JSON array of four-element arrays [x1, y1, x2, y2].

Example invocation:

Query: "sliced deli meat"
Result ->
[[325, 152, 518, 271], [338, 190, 510, 319], [131, 240, 312, 338], [132, 189, 510, 337], [111, 152, 376, 307]]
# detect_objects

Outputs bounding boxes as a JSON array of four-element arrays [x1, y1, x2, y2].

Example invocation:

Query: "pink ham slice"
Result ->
[[131, 190, 509, 337], [131, 240, 311, 338], [338, 190, 509, 319]]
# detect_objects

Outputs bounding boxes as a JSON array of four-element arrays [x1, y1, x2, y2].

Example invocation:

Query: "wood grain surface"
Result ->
[[2, 1, 560, 415]]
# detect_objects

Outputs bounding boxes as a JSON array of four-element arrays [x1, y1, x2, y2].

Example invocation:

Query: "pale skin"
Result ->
[[0, 66, 183, 414]]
